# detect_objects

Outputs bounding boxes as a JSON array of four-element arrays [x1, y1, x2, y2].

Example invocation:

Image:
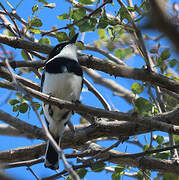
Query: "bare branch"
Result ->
[[0, 3, 21, 37], [26, 166, 40, 180], [84, 44, 126, 65], [0, 124, 32, 138], [0, 109, 45, 140], [84, 78, 111, 111], [0, 76, 179, 136], [19, 84, 179, 135], [6, 158, 44, 169], [83, 67, 137, 104], [0, 35, 178, 93]]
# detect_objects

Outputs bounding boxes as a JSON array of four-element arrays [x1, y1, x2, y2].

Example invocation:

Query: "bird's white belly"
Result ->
[[42, 72, 82, 101], [42, 72, 82, 136]]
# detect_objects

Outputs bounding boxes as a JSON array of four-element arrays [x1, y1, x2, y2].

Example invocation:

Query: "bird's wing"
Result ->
[[40, 70, 45, 92]]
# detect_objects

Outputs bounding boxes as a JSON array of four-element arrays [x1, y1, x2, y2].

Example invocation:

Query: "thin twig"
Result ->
[[1, 49, 79, 180], [117, 0, 154, 71], [0, 3, 21, 37], [83, 67, 137, 104], [26, 166, 40, 180], [81, 140, 121, 163], [85, 45, 126, 65], [42, 0, 112, 36], [84, 78, 111, 111], [0, 34, 178, 93], [29, 97, 80, 180]]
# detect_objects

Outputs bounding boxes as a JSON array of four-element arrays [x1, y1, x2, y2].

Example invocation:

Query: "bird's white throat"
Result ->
[[55, 43, 78, 61]]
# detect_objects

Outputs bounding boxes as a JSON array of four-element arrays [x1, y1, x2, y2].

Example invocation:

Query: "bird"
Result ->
[[41, 33, 83, 170]]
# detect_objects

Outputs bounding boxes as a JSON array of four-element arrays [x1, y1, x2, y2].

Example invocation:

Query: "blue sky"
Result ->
[[0, 0, 177, 179]]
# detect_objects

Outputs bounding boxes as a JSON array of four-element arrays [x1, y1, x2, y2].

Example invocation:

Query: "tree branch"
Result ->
[[83, 67, 137, 104], [0, 78, 179, 135], [0, 109, 45, 140], [0, 35, 178, 93]]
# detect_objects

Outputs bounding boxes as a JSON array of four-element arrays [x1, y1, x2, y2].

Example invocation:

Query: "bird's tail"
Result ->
[[44, 137, 60, 170]]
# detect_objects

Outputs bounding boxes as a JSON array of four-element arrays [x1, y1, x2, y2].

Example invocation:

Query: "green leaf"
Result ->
[[76, 41, 86, 50], [155, 135, 164, 145], [80, 117, 87, 124], [16, 93, 22, 100], [37, 0, 48, 5], [29, 28, 41, 34], [56, 32, 69, 42], [23, 95, 29, 101], [164, 73, 173, 78], [141, 2, 148, 11], [115, 166, 125, 173], [77, 168, 87, 179], [160, 49, 170, 60], [91, 162, 106, 172], [143, 144, 150, 151], [155, 152, 170, 159], [119, 6, 130, 21], [57, 13, 69, 20], [39, 38, 50, 45], [131, 83, 144, 94], [149, 48, 157, 54], [106, 41, 115, 52], [21, 50, 29, 61], [79, 0, 97, 5], [174, 135, 179, 144], [134, 97, 153, 116], [115, 48, 133, 60], [32, 4, 39, 14], [9, 99, 20, 105], [31, 18, 42, 27], [134, 4, 143, 15], [72, 8, 86, 21], [97, 13, 109, 29], [40, 107, 44, 115], [169, 59, 177, 68], [3, 29, 15, 36], [19, 103, 29, 113], [137, 170, 143, 180], [107, 26, 116, 40], [44, 3, 56, 9], [13, 105, 19, 112], [112, 172, 121, 180], [68, 26, 76, 39], [78, 18, 97, 32], [32, 102, 41, 110], [163, 173, 179, 180], [112, 166, 124, 180], [98, 29, 106, 39]]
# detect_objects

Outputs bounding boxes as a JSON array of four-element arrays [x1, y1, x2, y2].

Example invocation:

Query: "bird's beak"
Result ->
[[70, 33, 79, 43]]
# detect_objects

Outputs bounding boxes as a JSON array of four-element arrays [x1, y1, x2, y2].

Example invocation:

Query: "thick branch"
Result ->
[[0, 34, 178, 93], [0, 79, 179, 135], [0, 124, 30, 137], [0, 109, 45, 140], [79, 54, 179, 94], [2, 142, 179, 176], [20, 84, 179, 135], [83, 67, 137, 104]]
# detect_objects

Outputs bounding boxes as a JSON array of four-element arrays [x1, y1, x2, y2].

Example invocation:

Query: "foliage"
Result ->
[[0, 0, 178, 180]]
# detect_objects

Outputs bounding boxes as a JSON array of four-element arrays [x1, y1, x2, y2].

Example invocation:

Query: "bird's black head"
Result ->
[[48, 33, 79, 60]]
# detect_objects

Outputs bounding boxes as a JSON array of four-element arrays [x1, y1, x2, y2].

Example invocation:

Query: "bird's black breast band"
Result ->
[[45, 57, 83, 76]]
